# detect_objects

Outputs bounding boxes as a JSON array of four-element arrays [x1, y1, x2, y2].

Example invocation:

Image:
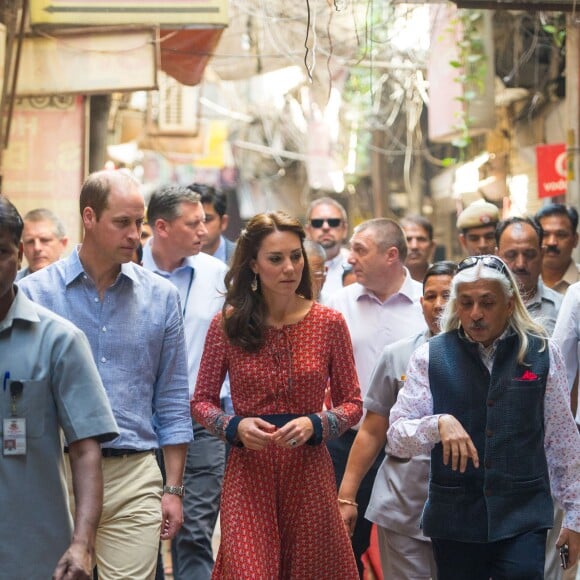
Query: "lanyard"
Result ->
[[182, 268, 195, 317]]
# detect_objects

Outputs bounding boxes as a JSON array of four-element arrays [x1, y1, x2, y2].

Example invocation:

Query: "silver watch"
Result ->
[[163, 485, 185, 497]]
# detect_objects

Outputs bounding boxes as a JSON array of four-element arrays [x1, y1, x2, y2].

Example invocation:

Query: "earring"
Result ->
[[251, 273, 258, 292]]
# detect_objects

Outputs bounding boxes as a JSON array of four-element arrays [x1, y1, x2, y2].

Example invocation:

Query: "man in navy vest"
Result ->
[[387, 255, 580, 579]]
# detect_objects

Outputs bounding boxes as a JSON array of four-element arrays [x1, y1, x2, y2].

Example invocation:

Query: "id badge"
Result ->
[[3, 418, 26, 456]]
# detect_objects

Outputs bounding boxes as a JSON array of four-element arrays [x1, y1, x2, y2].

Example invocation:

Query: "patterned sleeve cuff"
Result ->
[[225, 416, 244, 447], [307, 414, 323, 445]]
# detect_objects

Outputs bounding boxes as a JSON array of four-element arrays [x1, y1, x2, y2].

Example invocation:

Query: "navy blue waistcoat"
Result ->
[[424, 330, 553, 542]]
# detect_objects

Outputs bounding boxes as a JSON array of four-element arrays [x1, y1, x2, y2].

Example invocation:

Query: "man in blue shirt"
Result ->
[[1, 196, 119, 580], [144, 184, 228, 580], [19, 170, 192, 580]]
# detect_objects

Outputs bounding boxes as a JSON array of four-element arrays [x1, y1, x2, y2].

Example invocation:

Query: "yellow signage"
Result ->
[[30, 0, 228, 27]]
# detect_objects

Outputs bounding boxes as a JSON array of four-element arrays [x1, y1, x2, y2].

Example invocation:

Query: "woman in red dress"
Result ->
[[191, 211, 362, 579]]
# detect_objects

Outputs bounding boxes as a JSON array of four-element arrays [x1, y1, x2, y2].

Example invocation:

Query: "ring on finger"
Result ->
[[289, 438, 298, 447]]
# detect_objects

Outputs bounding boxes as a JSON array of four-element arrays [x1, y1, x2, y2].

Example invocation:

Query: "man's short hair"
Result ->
[[306, 196, 347, 223], [354, 218, 408, 262], [23, 208, 66, 239], [535, 203, 579, 233], [423, 260, 457, 290], [0, 196, 24, 245], [401, 214, 434, 241], [80, 170, 139, 220], [147, 184, 201, 224], [495, 216, 543, 248], [188, 183, 227, 218], [456, 200, 499, 232]]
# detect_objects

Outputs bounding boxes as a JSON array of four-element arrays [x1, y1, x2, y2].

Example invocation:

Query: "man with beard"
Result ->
[[456, 200, 499, 257], [535, 204, 579, 294], [496, 217, 562, 335], [305, 197, 349, 301], [401, 215, 436, 282]]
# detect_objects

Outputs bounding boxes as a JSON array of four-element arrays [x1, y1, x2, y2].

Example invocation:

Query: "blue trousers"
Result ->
[[172, 419, 226, 580], [431, 529, 547, 580]]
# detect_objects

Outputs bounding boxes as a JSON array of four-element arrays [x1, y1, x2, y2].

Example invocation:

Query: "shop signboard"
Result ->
[[536, 143, 567, 198], [3, 96, 85, 245], [30, 0, 228, 27], [16, 28, 158, 96]]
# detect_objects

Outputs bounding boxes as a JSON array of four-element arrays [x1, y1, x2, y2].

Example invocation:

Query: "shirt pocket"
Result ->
[[0, 379, 47, 438]]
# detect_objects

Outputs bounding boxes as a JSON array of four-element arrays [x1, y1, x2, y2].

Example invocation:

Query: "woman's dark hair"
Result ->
[[223, 211, 312, 352]]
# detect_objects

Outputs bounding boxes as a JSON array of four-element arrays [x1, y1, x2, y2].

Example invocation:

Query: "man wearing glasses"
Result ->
[[388, 255, 580, 579], [305, 197, 349, 300]]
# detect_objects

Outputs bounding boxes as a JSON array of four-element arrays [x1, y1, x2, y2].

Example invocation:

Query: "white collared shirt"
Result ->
[[326, 268, 426, 400]]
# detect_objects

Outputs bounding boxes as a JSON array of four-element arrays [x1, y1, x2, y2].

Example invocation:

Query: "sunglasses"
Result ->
[[457, 255, 510, 278], [310, 218, 342, 229]]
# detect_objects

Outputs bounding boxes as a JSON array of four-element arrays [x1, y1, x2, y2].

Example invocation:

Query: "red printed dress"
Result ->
[[192, 302, 362, 579]]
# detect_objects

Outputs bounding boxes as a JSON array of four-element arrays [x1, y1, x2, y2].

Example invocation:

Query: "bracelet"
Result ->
[[337, 498, 358, 508]]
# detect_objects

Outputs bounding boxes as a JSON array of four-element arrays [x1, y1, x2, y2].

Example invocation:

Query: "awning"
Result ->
[[160, 28, 224, 87]]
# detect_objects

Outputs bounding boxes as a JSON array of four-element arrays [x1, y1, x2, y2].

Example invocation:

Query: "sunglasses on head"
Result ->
[[457, 255, 510, 278], [310, 218, 342, 229]]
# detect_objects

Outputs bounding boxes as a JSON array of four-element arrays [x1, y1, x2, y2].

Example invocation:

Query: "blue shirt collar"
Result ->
[[64, 246, 140, 286]]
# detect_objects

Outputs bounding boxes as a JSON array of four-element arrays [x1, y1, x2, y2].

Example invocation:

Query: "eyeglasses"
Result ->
[[310, 218, 342, 229], [457, 255, 510, 278]]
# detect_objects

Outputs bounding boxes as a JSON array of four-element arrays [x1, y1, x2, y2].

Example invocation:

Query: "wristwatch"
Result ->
[[163, 485, 185, 497]]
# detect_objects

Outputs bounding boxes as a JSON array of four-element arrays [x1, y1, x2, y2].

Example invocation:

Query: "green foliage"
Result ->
[[446, 8, 487, 162], [542, 14, 566, 50]]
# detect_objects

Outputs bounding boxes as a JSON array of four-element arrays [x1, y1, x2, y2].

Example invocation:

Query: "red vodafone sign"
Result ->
[[536, 144, 567, 198]]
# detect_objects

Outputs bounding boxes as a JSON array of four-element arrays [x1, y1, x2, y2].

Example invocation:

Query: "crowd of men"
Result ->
[[1, 177, 579, 580]]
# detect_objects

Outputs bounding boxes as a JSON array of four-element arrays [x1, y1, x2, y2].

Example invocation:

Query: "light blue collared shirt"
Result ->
[[213, 236, 227, 264], [141, 242, 228, 397], [18, 248, 192, 450]]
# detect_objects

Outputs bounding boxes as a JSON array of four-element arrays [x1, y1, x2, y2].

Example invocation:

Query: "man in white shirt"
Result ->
[[326, 217, 426, 576], [305, 197, 349, 301], [143, 185, 228, 580], [553, 281, 580, 432]]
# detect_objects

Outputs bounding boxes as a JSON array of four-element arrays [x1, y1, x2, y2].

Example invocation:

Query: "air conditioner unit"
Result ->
[[148, 72, 201, 136]]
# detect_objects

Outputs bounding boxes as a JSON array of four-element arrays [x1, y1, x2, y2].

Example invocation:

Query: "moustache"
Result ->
[[544, 246, 560, 255], [469, 321, 488, 330]]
